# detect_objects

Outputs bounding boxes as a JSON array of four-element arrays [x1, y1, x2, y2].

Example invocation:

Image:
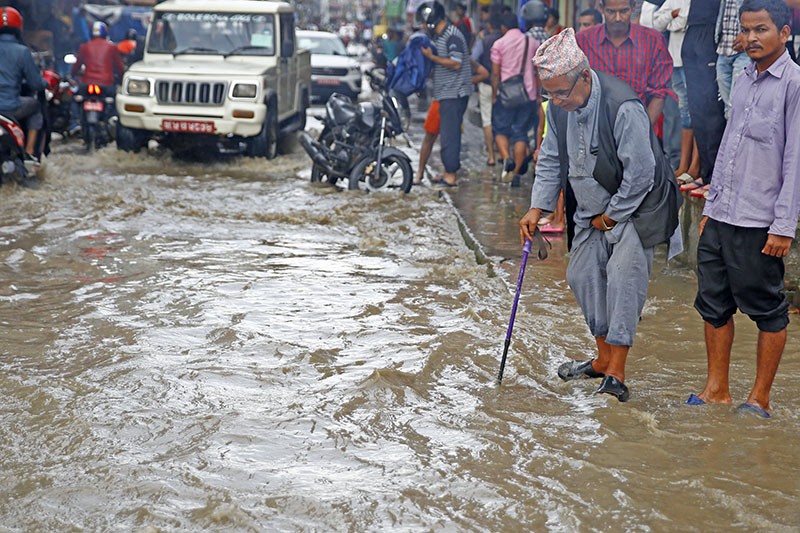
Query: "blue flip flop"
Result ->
[[736, 403, 771, 418], [686, 393, 706, 405]]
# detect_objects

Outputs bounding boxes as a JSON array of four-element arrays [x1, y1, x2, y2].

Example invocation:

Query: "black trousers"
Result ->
[[438, 96, 468, 174], [694, 219, 789, 332], [681, 24, 726, 185]]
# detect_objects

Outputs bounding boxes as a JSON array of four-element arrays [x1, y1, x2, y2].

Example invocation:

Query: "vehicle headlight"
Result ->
[[126, 78, 150, 96], [232, 83, 258, 98]]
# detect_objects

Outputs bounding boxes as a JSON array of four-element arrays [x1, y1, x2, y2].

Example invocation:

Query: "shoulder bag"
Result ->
[[498, 36, 531, 108]]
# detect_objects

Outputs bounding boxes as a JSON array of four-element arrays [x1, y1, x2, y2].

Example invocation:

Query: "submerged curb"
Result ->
[[439, 191, 497, 278]]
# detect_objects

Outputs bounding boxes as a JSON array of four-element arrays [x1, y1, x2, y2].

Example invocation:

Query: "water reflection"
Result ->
[[0, 146, 796, 530]]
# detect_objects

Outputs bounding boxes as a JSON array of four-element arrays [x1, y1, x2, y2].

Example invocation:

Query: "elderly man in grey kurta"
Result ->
[[519, 29, 681, 402]]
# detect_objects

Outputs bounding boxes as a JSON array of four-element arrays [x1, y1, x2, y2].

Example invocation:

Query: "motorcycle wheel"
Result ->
[[348, 153, 413, 193], [86, 125, 97, 153]]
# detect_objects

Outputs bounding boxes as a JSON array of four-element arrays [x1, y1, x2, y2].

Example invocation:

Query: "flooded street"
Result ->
[[0, 141, 798, 531]]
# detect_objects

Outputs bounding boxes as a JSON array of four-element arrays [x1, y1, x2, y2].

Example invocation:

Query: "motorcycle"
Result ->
[[73, 83, 116, 152], [299, 71, 413, 193], [42, 67, 76, 139], [0, 114, 35, 187], [34, 51, 76, 144]]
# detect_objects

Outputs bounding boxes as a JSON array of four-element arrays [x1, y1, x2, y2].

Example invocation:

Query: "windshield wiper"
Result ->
[[224, 45, 268, 58], [172, 46, 219, 57]]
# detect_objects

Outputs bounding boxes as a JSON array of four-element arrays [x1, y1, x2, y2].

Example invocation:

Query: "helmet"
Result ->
[[92, 21, 109, 39], [0, 7, 23, 32], [519, 0, 548, 27], [416, 2, 446, 32], [125, 28, 138, 41]]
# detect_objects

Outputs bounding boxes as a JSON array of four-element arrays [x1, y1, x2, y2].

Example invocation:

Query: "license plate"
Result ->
[[316, 78, 341, 86], [83, 101, 104, 112], [161, 119, 215, 134]]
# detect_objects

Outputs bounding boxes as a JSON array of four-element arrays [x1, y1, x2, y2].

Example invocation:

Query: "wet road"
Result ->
[[0, 138, 798, 531]]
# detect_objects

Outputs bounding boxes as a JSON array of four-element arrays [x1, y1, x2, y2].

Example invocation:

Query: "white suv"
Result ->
[[116, 0, 311, 158], [297, 30, 362, 103]]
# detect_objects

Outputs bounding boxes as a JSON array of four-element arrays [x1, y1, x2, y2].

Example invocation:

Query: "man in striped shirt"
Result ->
[[419, 2, 473, 188]]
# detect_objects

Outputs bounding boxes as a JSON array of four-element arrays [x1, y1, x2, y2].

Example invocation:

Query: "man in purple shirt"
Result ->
[[689, 0, 800, 418]]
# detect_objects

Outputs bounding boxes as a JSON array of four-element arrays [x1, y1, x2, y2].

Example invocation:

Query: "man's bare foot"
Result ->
[[697, 391, 733, 404]]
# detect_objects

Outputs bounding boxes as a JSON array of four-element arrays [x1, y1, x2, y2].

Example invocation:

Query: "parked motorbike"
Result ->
[[368, 66, 412, 133], [73, 83, 116, 152], [299, 72, 413, 193], [0, 114, 35, 187]]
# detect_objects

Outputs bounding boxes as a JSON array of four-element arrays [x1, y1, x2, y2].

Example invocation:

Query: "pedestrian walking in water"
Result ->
[[688, 0, 800, 418], [471, 15, 502, 167], [520, 29, 681, 402], [418, 1, 472, 189], [491, 12, 540, 187]]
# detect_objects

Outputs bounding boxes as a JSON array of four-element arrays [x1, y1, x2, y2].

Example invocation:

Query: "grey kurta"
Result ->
[[531, 70, 655, 346]]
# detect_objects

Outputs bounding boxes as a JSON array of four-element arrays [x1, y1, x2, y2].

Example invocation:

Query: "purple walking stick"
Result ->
[[496, 239, 533, 386]]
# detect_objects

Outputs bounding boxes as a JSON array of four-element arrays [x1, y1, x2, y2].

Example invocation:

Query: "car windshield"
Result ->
[[298, 34, 347, 56], [147, 12, 275, 56]]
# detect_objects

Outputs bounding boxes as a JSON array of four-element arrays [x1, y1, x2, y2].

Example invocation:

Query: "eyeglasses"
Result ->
[[541, 73, 582, 101]]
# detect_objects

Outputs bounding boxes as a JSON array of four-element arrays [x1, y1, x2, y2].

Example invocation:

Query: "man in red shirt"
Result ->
[[71, 22, 124, 88], [575, 0, 674, 126]]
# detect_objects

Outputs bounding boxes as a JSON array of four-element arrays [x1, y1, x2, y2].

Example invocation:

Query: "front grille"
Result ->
[[312, 67, 349, 77], [155, 80, 227, 105]]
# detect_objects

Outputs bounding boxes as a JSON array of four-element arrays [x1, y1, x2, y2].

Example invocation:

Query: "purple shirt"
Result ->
[[704, 52, 800, 238]]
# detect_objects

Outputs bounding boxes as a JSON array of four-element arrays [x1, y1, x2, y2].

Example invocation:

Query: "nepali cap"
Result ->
[[531, 28, 587, 80]]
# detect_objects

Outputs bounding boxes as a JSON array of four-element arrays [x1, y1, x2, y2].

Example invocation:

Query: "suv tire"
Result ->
[[116, 122, 148, 153], [247, 101, 278, 159]]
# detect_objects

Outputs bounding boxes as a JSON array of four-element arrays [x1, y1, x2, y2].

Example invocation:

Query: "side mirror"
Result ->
[[63, 53, 77, 65], [282, 40, 294, 57]]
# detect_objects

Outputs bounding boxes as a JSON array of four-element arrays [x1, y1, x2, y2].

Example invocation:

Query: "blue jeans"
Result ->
[[672, 67, 691, 129], [716, 52, 751, 119]]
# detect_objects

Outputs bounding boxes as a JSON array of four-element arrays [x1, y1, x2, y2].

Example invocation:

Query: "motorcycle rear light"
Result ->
[[88, 84, 101, 95]]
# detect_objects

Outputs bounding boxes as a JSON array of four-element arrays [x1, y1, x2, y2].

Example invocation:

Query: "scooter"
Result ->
[[299, 72, 413, 193], [0, 114, 35, 187]]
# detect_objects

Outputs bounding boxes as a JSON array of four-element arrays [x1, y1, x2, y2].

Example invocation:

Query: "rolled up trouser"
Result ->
[[566, 222, 655, 346], [8, 96, 44, 131]]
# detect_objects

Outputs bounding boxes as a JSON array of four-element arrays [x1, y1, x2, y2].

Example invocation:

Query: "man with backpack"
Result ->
[[418, 2, 472, 189]]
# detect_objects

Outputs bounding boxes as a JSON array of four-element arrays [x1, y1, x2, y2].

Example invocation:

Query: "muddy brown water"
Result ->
[[0, 143, 797, 531]]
